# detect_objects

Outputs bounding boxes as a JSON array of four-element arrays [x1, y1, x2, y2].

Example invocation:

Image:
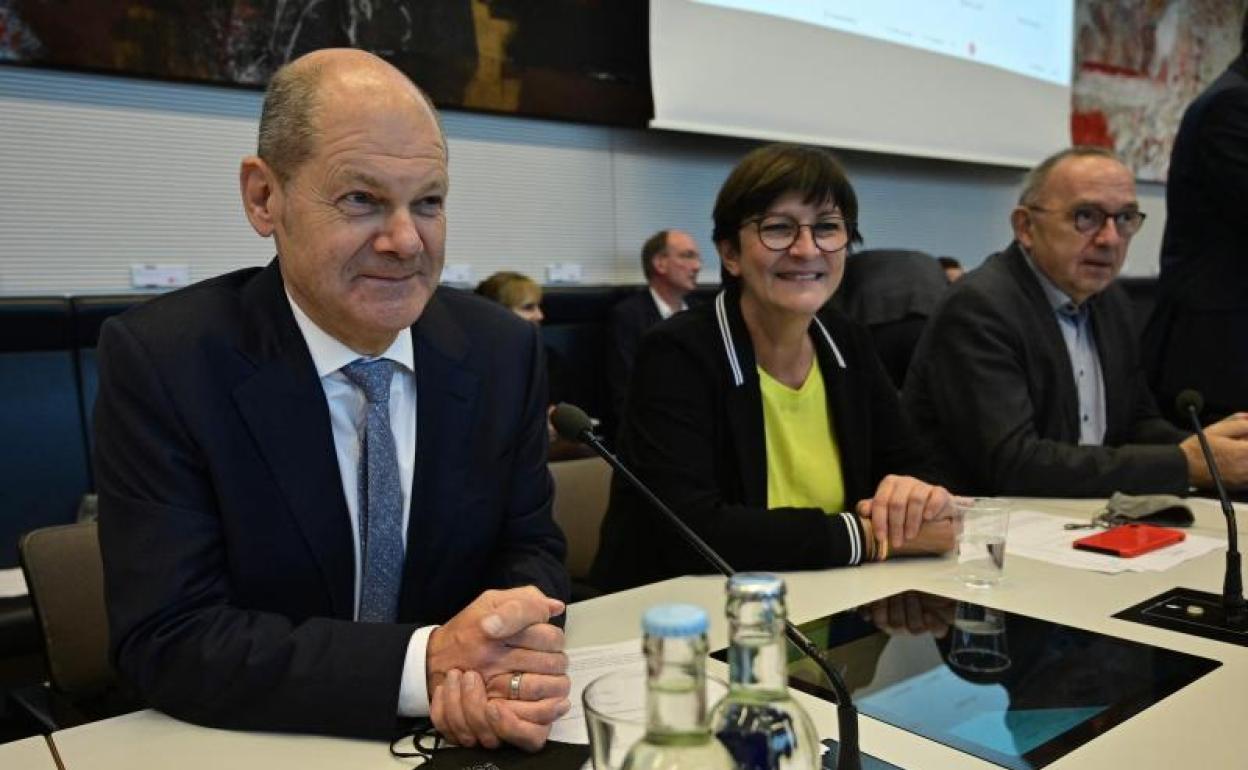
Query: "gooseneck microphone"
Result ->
[[1177, 390, 1245, 620], [552, 403, 863, 770]]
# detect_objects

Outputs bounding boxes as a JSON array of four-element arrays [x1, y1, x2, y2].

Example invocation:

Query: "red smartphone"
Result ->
[[1072, 523, 1185, 557]]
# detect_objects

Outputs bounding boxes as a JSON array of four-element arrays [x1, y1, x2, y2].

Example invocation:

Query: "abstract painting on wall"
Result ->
[[0, 0, 650, 126], [1073, 0, 1246, 181]]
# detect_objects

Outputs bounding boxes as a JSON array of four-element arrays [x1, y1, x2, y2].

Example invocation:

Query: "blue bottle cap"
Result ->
[[642, 603, 709, 637], [727, 572, 786, 599]]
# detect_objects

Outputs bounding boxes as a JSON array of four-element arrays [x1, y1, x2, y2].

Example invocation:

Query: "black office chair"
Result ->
[[832, 249, 951, 389]]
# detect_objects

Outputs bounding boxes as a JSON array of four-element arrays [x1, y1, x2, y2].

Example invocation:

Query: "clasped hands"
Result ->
[[856, 474, 957, 557], [423, 476, 960, 751], [426, 586, 571, 751]]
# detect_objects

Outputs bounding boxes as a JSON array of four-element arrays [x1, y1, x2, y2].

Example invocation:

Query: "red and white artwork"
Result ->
[[1073, 0, 1245, 180]]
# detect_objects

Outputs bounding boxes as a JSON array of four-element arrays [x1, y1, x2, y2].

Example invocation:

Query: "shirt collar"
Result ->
[[649, 286, 685, 319], [285, 289, 415, 377], [1019, 244, 1083, 317]]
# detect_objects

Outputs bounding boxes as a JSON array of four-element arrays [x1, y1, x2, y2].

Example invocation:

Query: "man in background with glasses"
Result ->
[[904, 147, 1248, 497], [606, 229, 703, 423]]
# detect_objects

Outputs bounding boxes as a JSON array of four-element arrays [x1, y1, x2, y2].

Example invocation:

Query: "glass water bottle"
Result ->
[[710, 573, 821, 770], [621, 604, 736, 770]]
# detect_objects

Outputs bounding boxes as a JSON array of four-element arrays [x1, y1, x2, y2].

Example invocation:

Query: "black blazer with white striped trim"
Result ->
[[590, 284, 941, 592]]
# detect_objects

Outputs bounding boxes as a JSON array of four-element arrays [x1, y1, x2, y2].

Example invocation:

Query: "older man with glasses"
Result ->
[[903, 146, 1248, 498]]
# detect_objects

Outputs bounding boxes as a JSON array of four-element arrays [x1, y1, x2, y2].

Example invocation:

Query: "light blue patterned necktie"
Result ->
[[342, 358, 404, 623]]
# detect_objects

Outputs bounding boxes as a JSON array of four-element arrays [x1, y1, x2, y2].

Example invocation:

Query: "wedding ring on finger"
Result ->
[[508, 672, 523, 700]]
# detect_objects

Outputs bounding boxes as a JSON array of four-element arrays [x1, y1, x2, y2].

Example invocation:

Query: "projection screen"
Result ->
[[650, 0, 1074, 167]]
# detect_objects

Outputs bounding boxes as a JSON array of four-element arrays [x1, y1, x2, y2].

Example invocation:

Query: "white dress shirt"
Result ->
[[649, 286, 687, 319], [286, 291, 434, 717]]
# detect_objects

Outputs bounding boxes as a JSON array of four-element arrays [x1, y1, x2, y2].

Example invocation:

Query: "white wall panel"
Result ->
[[0, 71, 270, 292], [444, 122, 617, 284], [846, 154, 1024, 264], [609, 130, 748, 283], [0, 66, 1168, 296]]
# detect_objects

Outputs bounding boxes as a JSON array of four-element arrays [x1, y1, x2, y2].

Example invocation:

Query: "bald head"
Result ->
[[257, 48, 443, 184]]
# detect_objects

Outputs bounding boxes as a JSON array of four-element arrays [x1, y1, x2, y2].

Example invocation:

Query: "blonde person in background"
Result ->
[[477, 271, 591, 461], [477, 271, 545, 323]]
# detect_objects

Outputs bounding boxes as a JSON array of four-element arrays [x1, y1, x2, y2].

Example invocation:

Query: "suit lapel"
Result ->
[[1089, 295, 1128, 440], [718, 289, 768, 506], [231, 262, 355, 619], [645, 292, 663, 327], [812, 315, 859, 503], [1004, 245, 1081, 439], [398, 292, 480, 621]]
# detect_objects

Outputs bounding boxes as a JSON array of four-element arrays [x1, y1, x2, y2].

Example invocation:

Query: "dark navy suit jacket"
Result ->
[[95, 260, 567, 738], [605, 288, 663, 421], [1146, 53, 1248, 420]]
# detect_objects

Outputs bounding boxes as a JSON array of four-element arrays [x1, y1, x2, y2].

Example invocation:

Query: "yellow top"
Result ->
[[758, 362, 845, 513]]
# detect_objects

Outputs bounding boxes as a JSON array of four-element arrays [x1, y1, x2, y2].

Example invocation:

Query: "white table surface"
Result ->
[[0, 735, 59, 770], [50, 496, 1248, 769]]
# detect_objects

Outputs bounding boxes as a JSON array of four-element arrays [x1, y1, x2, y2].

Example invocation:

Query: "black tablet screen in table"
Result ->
[[712, 590, 1219, 769]]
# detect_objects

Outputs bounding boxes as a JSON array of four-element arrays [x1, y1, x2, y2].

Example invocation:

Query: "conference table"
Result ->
[[0, 735, 59, 769], [43, 497, 1248, 769]]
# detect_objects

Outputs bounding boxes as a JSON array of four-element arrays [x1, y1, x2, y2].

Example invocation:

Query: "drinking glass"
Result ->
[[955, 497, 1011, 587], [582, 669, 727, 770]]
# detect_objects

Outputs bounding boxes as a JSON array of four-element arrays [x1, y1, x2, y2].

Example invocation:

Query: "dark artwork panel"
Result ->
[[0, 0, 651, 126]]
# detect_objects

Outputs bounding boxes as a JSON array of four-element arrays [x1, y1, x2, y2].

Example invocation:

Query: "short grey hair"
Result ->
[[640, 230, 670, 281], [257, 57, 445, 184], [257, 60, 326, 184], [1018, 146, 1122, 206]]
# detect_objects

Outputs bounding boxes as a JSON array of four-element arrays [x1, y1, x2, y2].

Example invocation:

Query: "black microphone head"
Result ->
[[1176, 389, 1204, 417], [551, 403, 594, 442]]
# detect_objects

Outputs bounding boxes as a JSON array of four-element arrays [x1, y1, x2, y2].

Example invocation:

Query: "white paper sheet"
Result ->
[[0, 567, 27, 598], [549, 638, 645, 745], [1005, 510, 1225, 574]]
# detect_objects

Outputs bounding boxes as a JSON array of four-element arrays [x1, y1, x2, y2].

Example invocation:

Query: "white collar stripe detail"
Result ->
[[715, 291, 745, 387], [715, 292, 848, 387], [813, 316, 847, 369]]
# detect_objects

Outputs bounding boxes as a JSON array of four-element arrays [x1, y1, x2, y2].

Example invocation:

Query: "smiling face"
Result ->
[[241, 55, 448, 354], [1013, 155, 1136, 305], [718, 191, 847, 323]]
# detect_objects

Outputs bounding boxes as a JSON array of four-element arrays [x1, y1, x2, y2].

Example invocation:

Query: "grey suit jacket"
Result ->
[[903, 242, 1189, 496]]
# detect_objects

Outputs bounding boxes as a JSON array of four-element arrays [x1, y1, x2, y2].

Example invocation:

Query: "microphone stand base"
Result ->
[[1114, 586, 1248, 647]]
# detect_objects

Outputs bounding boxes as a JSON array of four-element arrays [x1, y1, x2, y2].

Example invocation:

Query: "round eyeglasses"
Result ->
[[1027, 205, 1147, 238], [745, 214, 854, 252]]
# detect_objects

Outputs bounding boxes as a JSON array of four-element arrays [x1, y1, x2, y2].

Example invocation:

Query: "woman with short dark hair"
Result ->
[[591, 144, 954, 592]]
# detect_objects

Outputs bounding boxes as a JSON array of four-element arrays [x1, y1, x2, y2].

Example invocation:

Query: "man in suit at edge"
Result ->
[[605, 229, 702, 420], [94, 48, 570, 750], [904, 146, 1248, 497], [1144, 12, 1248, 425]]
